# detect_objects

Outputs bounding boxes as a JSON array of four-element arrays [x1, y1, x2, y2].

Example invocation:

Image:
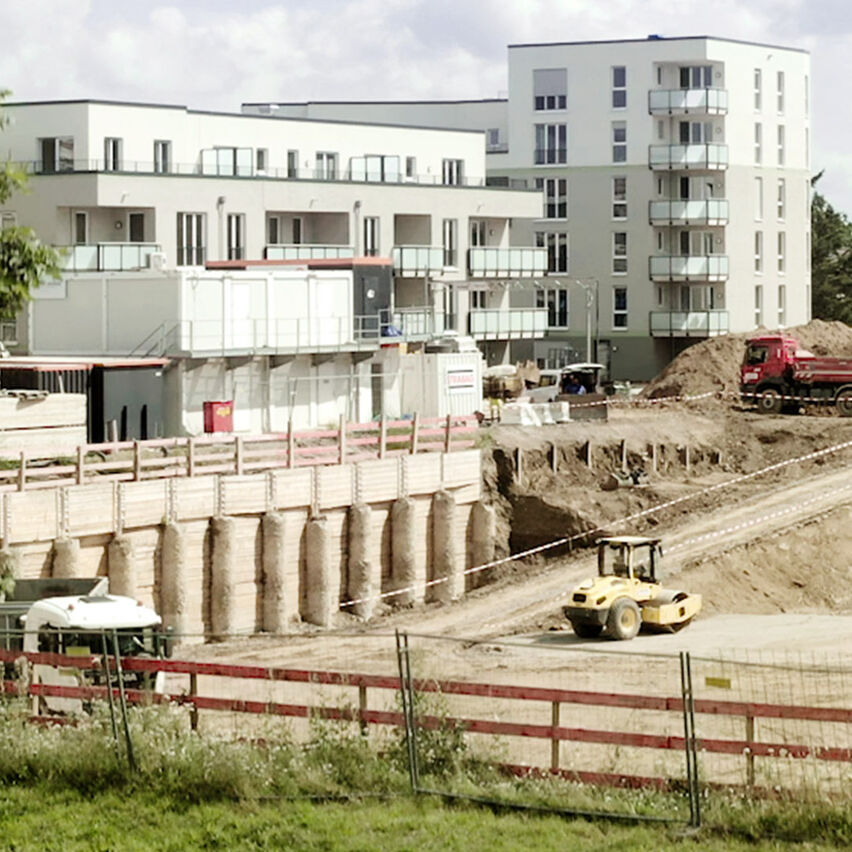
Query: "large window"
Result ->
[[363, 216, 379, 257], [754, 123, 762, 164], [350, 155, 400, 183], [612, 177, 627, 219], [442, 158, 464, 185], [754, 231, 763, 273], [536, 287, 569, 327], [612, 232, 627, 274], [613, 287, 628, 329], [533, 68, 567, 111], [777, 125, 785, 166], [287, 150, 299, 178], [470, 219, 486, 247], [778, 284, 787, 325], [38, 137, 74, 173], [777, 71, 785, 113], [154, 140, 171, 174], [227, 213, 245, 260], [543, 178, 567, 218], [73, 211, 88, 245], [680, 66, 712, 88], [777, 231, 786, 273], [754, 68, 762, 111], [777, 178, 786, 220], [754, 284, 763, 326], [534, 124, 567, 165], [612, 66, 626, 108], [104, 138, 122, 171], [315, 151, 338, 180], [535, 231, 568, 273], [754, 177, 763, 220], [177, 213, 206, 266], [442, 218, 457, 266], [612, 122, 626, 163]]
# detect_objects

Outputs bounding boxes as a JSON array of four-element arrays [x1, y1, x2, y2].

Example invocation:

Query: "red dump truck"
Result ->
[[740, 334, 852, 415]]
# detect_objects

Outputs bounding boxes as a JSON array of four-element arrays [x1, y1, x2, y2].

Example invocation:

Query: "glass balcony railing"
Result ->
[[649, 255, 729, 281], [468, 247, 547, 278], [649, 310, 729, 337], [468, 308, 548, 340], [648, 88, 728, 114], [648, 144, 729, 170], [392, 246, 444, 277], [60, 243, 161, 272], [649, 199, 729, 225], [264, 244, 353, 260]]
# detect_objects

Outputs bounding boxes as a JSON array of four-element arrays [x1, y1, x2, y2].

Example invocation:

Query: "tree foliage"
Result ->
[[811, 171, 852, 324], [0, 90, 61, 320]]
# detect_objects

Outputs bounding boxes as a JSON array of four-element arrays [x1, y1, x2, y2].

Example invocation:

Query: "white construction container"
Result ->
[[399, 352, 484, 418]]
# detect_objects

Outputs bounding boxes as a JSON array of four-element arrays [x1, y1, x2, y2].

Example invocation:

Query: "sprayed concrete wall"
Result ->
[[1, 450, 483, 639]]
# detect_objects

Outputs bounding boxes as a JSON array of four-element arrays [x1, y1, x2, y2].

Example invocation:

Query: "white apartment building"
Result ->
[[250, 36, 812, 380]]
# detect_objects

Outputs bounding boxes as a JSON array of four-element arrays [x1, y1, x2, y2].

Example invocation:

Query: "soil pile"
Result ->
[[642, 319, 852, 400]]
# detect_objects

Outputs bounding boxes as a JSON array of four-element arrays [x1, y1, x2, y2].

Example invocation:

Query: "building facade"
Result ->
[[249, 36, 812, 380]]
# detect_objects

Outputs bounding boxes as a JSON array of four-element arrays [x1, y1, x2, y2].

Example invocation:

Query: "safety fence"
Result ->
[[0, 413, 477, 493], [3, 632, 850, 825]]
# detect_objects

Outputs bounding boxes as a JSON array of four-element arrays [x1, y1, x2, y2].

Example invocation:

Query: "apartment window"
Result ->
[[405, 156, 416, 178], [613, 287, 628, 329], [363, 216, 379, 257], [534, 124, 567, 165], [153, 140, 171, 174], [267, 215, 281, 245], [544, 178, 567, 218], [535, 231, 568, 273], [754, 231, 763, 273], [73, 211, 88, 245], [777, 231, 786, 273], [535, 287, 569, 327], [104, 138, 122, 171], [754, 285, 763, 326], [292, 217, 302, 244], [38, 137, 74, 173], [287, 150, 299, 178], [177, 213, 206, 266], [470, 219, 486, 247], [226, 214, 245, 260], [778, 284, 787, 325], [440, 158, 463, 186], [777, 178, 786, 220], [612, 177, 627, 219], [315, 152, 337, 180], [612, 232, 627, 274], [442, 218, 458, 266], [201, 147, 252, 176], [350, 155, 400, 183], [612, 122, 626, 163], [754, 68, 762, 110], [128, 212, 144, 243], [471, 290, 487, 309], [533, 68, 567, 111], [754, 123, 762, 164], [680, 66, 712, 88], [256, 148, 268, 172], [611, 66, 626, 108], [754, 177, 764, 220], [777, 125, 785, 166], [777, 71, 785, 113], [487, 128, 501, 149]]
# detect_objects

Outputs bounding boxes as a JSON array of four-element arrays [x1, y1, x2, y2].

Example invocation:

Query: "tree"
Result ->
[[0, 90, 61, 321], [811, 171, 852, 324]]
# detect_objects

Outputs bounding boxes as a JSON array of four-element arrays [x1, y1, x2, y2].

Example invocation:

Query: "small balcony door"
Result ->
[[128, 213, 144, 243]]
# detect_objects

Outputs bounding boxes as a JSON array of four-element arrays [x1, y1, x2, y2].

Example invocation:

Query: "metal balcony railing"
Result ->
[[468, 308, 548, 341], [649, 199, 729, 225], [648, 88, 728, 114], [468, 247, 548, 278], [392, 246, 444, 277], [649, 310, 730, 337], [60, 243, 161, 272], [649, 255, 729, 281], [648, 144, 729, 170], [264, 244, 353, 261]]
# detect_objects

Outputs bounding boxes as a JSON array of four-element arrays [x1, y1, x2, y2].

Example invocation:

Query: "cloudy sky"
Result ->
[[3, 0, 852, 212]]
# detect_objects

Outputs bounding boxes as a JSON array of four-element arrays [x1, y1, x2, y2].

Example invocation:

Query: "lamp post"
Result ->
[[564, 277, 599, 363]]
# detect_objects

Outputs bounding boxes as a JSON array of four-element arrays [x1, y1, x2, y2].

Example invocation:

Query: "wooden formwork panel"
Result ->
[[442, 449, 481, 490], [5, 490, 58, 544], [122, 526, 161, 612], [123, 480, 169, 530], [450, 483, 481, 505], [412, 495, 431, 599], [76, 533, 110, 578], [229, 516, 263, 634], [271, 469, 313, 510], [173, 478, 217, 522], [369, 502, 392, 601], [407, 454, 443, 496], [357, 459, 399, 504], [14, 540, 53, 580], [179, 519, 211, 642], [67, 484, 117, 538], [221, 475, 268, 517], [317, 466, 354, 511], [281, 508, 309, 626]]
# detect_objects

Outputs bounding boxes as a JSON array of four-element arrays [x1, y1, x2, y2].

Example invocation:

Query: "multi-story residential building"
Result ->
[[0, 100, 548, 431], [248, 36, 812, 380]]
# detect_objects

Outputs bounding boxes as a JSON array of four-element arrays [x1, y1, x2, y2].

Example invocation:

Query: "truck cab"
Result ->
[[740, 335, 798, 390]]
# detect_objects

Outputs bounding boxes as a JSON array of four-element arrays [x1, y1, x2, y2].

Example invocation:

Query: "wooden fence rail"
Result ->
[[0, 414, 478, 493]]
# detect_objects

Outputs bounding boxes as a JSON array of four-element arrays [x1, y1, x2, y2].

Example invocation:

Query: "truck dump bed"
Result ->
[[791, 356, 852, 383]]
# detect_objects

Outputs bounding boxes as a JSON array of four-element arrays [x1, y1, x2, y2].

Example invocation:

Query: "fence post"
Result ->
[[338, 414, 347, 465], [745, 712, 755, 788], [288, 419, 296, 469], [550, 442, 558, 474], [379, 417, 387, 460], [679, 651, 701, 828], [550, 700, 561, 771], [76, 445, 85, 486], [235, 436, 245, 475], [17, 453, 26, 492], [410, 412, 419, 455], [358, 683, 368, 736], [187, 437, 196, 477], [189, 672, 199, 732], [133, 442, 142, 481], [443, 414, 452, 453]]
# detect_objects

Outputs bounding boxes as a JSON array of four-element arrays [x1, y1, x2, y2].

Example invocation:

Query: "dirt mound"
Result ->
[[642, 319, 852, 400]]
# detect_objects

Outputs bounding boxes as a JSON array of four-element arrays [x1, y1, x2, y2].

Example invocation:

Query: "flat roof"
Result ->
[[508, 34, 808, 54], [243, 98, 508, 107], [0, 356, 169, 372], [205, 257, 394, 271]]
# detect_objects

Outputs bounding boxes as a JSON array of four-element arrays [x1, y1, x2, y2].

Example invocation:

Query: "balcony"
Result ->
[[648, 88, 728, 115], [649, 255, 729, 282], [648, 144, 728, 170], [264, 244, 353, 261], [649, 199, 729, 226], [649, 310, 729, 338], [61, 243, 160, 272], [392, 246, 444, 277], [389, 307, 436, 340], [468, 308, 547, 341], [468, 247, 547, 278]]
